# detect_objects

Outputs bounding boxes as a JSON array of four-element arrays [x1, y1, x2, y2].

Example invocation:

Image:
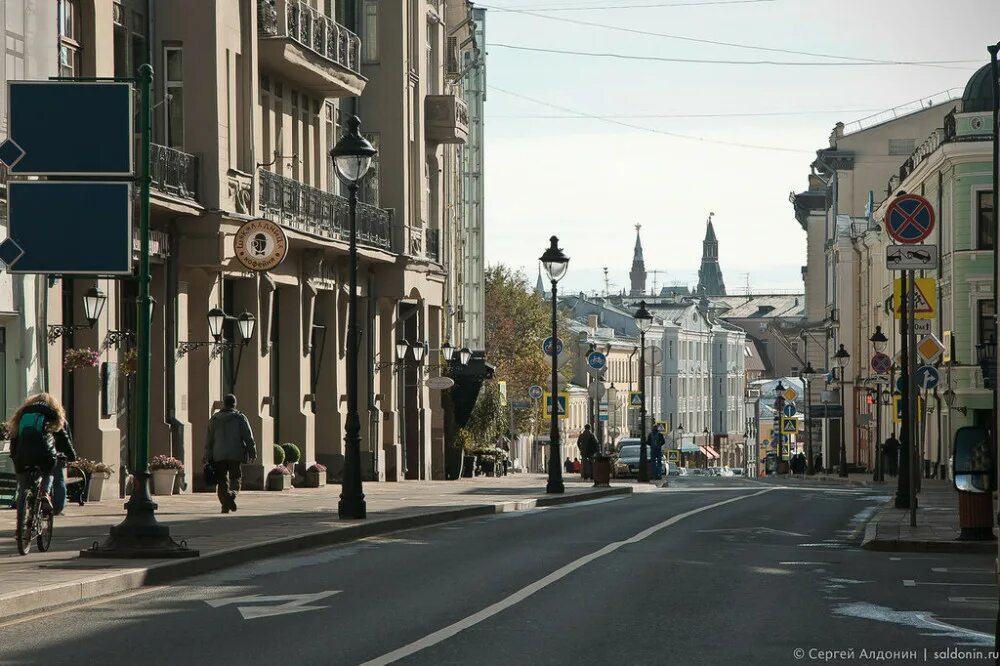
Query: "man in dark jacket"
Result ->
[[883, 433, 900, 477], [577, 424, 599, 479], [205, 394, 257, 513], [648, 426, 666, 479]]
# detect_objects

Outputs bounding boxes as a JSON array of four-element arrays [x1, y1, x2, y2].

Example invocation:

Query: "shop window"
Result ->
[[977, 191, 994, 251]]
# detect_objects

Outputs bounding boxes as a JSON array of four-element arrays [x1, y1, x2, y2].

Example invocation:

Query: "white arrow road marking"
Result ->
[[205, 591, 341, 620]]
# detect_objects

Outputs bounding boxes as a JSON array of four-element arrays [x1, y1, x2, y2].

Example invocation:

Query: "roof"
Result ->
[[744, 338, 767, 373], [963, 63, 994, 114], [711, 294, 806, 319]]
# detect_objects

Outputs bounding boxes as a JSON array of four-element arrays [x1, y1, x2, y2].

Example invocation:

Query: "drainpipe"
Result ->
[[935, 169, 945, 478], [165, 222, 186, 489]]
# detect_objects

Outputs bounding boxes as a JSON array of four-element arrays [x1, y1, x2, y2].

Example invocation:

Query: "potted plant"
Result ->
[[456, 428, 476, 478], [280, 442, 301, 474], [149, 454, 183, 495], [64, 347, 101, 372], [273, 444, 286, 465], [119, 349, 138, 377], [266, 464, 291, 491], [304, 462, 327, 488], [71, 458, 115, 501]]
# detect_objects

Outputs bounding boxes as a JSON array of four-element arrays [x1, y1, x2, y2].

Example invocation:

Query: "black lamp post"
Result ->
[[331, 115, 377, 519], [633, 300, 653, 483], [540, 236, 569, 494], [835, 343, 851, 477], [774, 380, 786, 470], [870, 326, 888, 482], [802, 362, 816, 474]]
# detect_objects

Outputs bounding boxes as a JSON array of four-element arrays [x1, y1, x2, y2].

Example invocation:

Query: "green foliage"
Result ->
[[453, 427, 475, 452], [465, 382, 510, 450], [272, 444, 286, 465], [281, 443, 301, 463]]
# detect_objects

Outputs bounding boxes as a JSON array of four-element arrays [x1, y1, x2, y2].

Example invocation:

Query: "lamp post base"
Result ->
[[546, 479, 564, 494], [79, 473, 198, 559], [338, 496, 367, 519], [893, 493, 916, 510]]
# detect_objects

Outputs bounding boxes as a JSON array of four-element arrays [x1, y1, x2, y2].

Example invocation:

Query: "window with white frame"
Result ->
[[362, 0, 378, 63], [59, 0, 82, 78], [164, 47, 184, 149]]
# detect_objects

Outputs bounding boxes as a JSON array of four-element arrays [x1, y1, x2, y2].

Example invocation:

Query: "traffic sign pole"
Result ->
[[906, 270, 919, 523], [81, 66, 194, 559]]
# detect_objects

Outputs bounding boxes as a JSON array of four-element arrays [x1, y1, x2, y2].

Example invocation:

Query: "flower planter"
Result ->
[[304, 470, 326, 488], [151, 469, 177, 496], [481, 459, 496, 477], [267, 473, 289, 491], [592, 455, 612, 488], [86, 473, 108, 501], [461, 455, 475, 478]]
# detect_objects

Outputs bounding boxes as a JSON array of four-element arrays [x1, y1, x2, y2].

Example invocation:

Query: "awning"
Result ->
[[707, 446, 720, 459], [698, 445, 720, 460]]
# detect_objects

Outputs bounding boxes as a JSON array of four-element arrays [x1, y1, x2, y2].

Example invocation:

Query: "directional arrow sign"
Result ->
[[2, 81, 133, 175], [205, 590, 341, 620]]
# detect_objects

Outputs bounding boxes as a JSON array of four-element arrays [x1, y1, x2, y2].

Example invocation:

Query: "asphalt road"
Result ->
[[1, 478, 997, 666]]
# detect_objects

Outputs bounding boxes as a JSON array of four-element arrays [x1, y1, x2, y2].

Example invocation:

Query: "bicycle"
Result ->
[[15, 466, 53, 555]]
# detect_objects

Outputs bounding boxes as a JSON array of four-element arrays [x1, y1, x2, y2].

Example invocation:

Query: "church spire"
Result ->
[[696, 212, 726, 296], [629, 224, 647, 296], [535, 266, 545, 297]]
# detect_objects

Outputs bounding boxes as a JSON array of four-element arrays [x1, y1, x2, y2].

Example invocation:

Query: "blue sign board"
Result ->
[[543, 336, 563, 357], [1, 82, 133, 175], [1, 182, 133, 274], [587, 351, 607, 371], [915, 365, 939, 390], [528, 385, 544, 400], [782, 404, 796, 417], [510, 400, 531, 410], [545, 394, 567, 416]]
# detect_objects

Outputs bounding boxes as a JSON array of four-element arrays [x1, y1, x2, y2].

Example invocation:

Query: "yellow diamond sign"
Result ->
[[916, 335, 944, 363], [783, 388, 797, 402]]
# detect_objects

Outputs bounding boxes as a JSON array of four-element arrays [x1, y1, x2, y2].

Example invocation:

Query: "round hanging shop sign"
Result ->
[[234, 218, 288, 272]]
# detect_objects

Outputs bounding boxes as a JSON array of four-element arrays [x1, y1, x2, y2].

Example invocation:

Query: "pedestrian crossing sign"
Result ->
[[780, 417, 797, 434], [628, 391, 643, 409], [543, 392, 569, 420], [892, 277, 936, 320], [666, 449, 680, 463]]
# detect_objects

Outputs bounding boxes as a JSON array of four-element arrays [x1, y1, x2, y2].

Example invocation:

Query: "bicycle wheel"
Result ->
[[37, 509, 53, 552], [16, 491, 35, 556]]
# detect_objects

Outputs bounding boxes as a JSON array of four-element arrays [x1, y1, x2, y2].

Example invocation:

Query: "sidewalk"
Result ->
[[859, 478, 997, 553], [0, 474, 632, 621]]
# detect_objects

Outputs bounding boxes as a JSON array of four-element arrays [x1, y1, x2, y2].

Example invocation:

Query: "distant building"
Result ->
[[696, 214, 726, 296], [629, 225, 647, 296]]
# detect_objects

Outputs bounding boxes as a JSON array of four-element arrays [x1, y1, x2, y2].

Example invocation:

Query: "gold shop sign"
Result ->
[[234, 218, 287, 272]]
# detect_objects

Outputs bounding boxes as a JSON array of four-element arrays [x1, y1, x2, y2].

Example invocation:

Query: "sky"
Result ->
[[479, 0, 1000, 296]]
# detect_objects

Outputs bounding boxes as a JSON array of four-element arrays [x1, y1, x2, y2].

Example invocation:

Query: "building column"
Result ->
[[427, 305, 446, 479], [275, 283, 315, 473], [232, 276, 274, 489], [377, 296, 401, 481], [314, 288, 343, 477], [185, 269, 222, 491]]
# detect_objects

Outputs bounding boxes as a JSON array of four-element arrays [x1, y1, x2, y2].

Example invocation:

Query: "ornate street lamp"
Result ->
[[633, 300, 653, 483], [441, 341, 454, 362], [412, 341, 427, 363], [207, 307, 227, 342], [834, 343, 851, 477], [870, 325, 888, 353], [869, 327, 888, 481], [802, 361, 816, 474], [459, 347, 472, 366], [48, 286, 108, 343], [331, 115, 378, 520], [237, 311, 256, 342], [540, 236, 569, 494], [396, 339, 410, 361]]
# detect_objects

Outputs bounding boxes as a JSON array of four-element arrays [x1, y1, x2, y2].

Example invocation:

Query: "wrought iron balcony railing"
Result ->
[[425, 228, 440, 262], [151, 143, 199, 202], [257, 168, 393, 252], [257, 0, 361, 75]]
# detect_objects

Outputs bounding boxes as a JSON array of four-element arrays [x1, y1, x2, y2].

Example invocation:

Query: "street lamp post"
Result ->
[[870, 326, 888, 482], [835, 343, 851, 478], [540, 236, 569, 494], [331, 115, 378, 519], [633, 300, 653, 483], [802, 362, 816, 475], [774, 380, 786, 471]]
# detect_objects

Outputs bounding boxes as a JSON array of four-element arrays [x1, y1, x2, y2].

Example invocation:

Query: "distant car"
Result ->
[[720, 467, 734, 477], [615, 444, 663, 478], [666, 462, 681, 477], [688, 468, 706, 476], [707, 467, 721, 477], [677, 467, 690, 476], [731, 467, 745, 476]]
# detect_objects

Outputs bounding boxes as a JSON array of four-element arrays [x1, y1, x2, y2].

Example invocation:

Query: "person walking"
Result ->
[[577, 424, 599, 479], [883, 432, 900, 478], [204, 394, 257, 513], [648, 425, 666, 480]]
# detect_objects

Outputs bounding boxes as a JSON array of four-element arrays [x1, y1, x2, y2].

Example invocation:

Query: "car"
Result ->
[[614, 443, 667, 478], [666, 462, 681, 477], [677, 466, 690, 476], [688, 468, 706, 476], [706, 467, 721, 477], [719, 467, 734, 477], [731, 467, 745, 476]]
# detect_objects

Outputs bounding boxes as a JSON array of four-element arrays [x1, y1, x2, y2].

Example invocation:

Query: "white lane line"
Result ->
[[905, 581, 994, 587], [932, 567, 993, 574], [360, 488, 775, 666], [903, 580, 916, 587], [949, 597, 998, 603]]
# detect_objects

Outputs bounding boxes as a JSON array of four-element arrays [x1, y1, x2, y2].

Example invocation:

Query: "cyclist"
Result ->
[[8, 393, 76, 512]]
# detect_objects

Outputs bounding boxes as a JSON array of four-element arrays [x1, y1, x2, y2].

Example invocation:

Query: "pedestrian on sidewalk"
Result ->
[[577, 424, 599, 479], [648, 425, 665, 479], [8, 393, 76, 513], [204, 394, 257, 514], [883, 433, 900, 477], [814, 453, 823, 474], [564, 457, 574, 473]]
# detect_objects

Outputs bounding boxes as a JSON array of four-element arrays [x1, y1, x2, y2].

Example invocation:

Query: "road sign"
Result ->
[[1, 81, 133, 176], [917, 334, 945, 363], [885, 244, 938, 270], [913, 320, 932, 336], [588, 382, 606, 400], [915, 365, 939, 390], [666, 450, 680, 463], [586, 351, 607, 372], [509, 400, 531, 410], [782, 403, 796, 417], [780, 417, 798, 434], [543, 337, 563, 357], [528, 385, 544, 400], [0, 181, 133, 274], [628, 391, 643, 409], [893, 395, 924, 423], [870, 352, 893, 375], [884, 193, 935, 244], [783, 387, 798, 402], [892, 277, 936, 320], [543, 392, 569, 420]]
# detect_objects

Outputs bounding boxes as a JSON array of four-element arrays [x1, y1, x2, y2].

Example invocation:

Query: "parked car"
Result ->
[[677, 467, 690, 476], [707, 467, 721, 477], [666, 462, 681, 477], [731, 467, 745, 476], [719, 467, 734, 477], [614, 443, 666, 478], [688, 468, 706, 476]]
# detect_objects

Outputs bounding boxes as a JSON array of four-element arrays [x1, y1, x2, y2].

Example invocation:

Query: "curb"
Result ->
[[0, 485, 632, 623], [858, 503, 997, 554]]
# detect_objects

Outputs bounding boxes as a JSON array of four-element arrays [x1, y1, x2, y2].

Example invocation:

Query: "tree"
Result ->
[[484, 264, 570, 434]]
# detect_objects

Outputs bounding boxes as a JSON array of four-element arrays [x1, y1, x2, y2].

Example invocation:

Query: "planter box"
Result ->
[[481, 459, 496, 477], [304, 470, 326, 488], [151, 469, 177, 496], [87, 473, 109, 501], [267, 473, 289, 491]]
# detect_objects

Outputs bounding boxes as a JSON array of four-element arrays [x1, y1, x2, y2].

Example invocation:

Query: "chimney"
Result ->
[[587, 314, 599, 331]]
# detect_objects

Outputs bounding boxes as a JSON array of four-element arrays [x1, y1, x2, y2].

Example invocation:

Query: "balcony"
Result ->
[[425, 95, 469, 144], [151, 143, 199, 202], [257, 0, 365, 98], [257, 168, 393, 252], [426, 228, 440, 263]]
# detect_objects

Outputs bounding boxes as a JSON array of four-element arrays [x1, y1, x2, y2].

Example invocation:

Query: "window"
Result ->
[[114, 2, 147, 77], [164, 47, 184, 149], [977, 191, 994, 250], [362, 0, 378, 63], [59, 0, 82, 78], [888, 138, 916, 156], [977, 299, 995, 347]]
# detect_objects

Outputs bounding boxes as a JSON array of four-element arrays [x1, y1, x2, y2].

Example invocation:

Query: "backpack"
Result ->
[[12, 411, 57, 471]]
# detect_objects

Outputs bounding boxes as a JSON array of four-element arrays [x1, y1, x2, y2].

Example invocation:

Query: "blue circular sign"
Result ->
[[782, 403, 796, 417], [885, 194, 935, 244], [587, 351, 607, 371], [528, 385, 544, 400], [543, 336, 563, 357], [915, 365, 939, 390]]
